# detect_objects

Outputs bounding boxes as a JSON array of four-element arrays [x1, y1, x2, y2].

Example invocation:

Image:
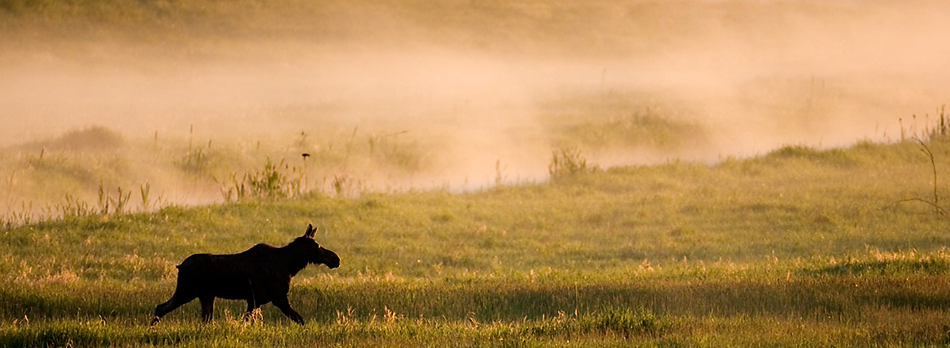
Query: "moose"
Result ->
[[151, 224, 340, 326]]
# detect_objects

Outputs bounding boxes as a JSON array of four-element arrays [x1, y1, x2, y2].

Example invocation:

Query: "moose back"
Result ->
[[151, 224, 340, 325]]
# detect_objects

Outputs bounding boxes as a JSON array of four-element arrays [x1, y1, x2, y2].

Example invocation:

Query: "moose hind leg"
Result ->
[[152, 292, 197, 326], [272, 296, 304, 325], [199, 296, 215, 322]]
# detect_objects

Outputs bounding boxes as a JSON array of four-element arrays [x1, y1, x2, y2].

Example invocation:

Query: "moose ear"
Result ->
[[304, 224, 315, 239]]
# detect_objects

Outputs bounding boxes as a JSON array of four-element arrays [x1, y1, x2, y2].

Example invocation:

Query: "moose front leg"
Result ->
[[272, 296, 304, 325], [199, 296, 215, 322]]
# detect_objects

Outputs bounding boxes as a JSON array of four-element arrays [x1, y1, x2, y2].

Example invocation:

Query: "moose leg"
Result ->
[[199, 296, 215, 322], [152, 292, 197, 326], [272, 296, 304, 325]]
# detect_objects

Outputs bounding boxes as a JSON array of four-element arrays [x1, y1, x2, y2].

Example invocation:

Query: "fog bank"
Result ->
[[2, 0, 949, 199]]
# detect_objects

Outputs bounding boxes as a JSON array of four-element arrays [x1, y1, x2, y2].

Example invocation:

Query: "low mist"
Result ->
[[2, 0, 949, 215]]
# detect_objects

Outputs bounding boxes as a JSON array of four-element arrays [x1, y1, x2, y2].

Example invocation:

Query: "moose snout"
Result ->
[[324, 249, 341, 269], [326, 258, 340, 269]]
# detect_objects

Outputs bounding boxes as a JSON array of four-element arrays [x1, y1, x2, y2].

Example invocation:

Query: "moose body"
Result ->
[[151, 224, 340, 325]]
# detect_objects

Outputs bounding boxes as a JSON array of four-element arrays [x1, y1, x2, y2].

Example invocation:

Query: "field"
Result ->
[[3, 135, 950, 347], [4, 0, 950, 347]]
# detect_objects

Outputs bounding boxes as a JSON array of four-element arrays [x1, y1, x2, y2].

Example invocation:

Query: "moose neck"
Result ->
[[279, 243, 311, 277]]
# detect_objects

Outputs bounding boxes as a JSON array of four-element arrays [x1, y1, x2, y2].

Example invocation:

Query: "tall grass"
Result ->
[[2, 270, 950, 347]]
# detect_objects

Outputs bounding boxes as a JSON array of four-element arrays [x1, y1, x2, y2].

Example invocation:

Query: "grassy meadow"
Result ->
[[3, 132, 950, 346], [6, 0, 950, 347]]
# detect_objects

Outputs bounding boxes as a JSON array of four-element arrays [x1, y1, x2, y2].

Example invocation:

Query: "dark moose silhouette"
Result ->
[[151, 224, 340, 325]]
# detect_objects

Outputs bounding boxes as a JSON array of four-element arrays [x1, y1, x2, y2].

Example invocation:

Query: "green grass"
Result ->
[[3, 275, 950, 347], [2, 136, 950, 346]]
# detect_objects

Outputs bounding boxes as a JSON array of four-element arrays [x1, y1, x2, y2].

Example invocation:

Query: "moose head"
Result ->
[[292, 224, 340, 269]]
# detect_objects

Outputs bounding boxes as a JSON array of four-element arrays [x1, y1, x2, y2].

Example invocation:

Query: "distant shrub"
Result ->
[[767, 145, 820, 158], [178, 148, 210, 173], [766, 145, 855, 166], [549, 146, 592, 179], [218, 158, 301, 201]]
